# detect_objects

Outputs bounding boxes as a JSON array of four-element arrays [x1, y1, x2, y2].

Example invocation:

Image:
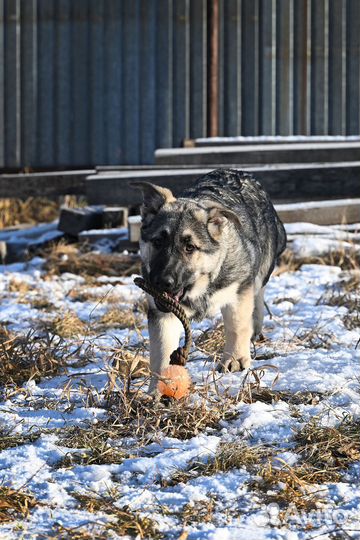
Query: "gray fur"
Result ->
[[135, 168, 286, 393]]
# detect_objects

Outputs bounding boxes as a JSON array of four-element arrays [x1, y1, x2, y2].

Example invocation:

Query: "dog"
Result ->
[[134, 168, 286, 394]]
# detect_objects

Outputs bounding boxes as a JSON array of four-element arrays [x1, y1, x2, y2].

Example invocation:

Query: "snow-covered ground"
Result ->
[[0, 223, 359, 539]]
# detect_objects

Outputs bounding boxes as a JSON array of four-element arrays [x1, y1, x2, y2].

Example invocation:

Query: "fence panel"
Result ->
[[0, 0, 358, 169]]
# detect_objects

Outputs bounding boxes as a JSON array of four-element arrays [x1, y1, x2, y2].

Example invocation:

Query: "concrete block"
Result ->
[[58, 206, 104, 235]]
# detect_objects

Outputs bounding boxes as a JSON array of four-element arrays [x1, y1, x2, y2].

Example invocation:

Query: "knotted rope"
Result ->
[[134, 277, 191, 366]]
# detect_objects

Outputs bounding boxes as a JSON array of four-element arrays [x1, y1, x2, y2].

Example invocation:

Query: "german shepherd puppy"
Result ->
[[135, 168, 286, 394]]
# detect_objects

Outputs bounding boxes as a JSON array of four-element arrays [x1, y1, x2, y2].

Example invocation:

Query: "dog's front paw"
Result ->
[[216, 355, 251, 373]]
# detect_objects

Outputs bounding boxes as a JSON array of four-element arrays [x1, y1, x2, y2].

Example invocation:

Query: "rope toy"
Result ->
[[134, 277, 191, 366], [134, 276, 192, 399]]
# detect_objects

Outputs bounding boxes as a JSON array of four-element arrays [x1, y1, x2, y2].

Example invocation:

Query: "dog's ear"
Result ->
[[132, 182, 176, 218], [207, 207, 239, 240]]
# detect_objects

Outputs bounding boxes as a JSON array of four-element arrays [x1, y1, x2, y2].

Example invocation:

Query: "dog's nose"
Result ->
[[154, 275, 175, 292]]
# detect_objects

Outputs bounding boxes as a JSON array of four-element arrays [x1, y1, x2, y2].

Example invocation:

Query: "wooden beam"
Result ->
[[86, 162, 360, 206], [193, 135, 360, 146], [275, 199, 360, 225], [155, 142, 360, 166], [0, 170, 93, 200]]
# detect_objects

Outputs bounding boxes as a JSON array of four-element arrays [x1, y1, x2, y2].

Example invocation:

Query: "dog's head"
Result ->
[[134, 182, 238, 307]]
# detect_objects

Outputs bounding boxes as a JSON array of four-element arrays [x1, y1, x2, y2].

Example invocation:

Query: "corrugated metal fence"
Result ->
[[1, 0, 359, 169]]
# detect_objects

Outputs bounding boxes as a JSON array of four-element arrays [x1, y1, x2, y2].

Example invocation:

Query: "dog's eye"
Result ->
[[185, 244, 196, 254], [152, 238, 162, 249]]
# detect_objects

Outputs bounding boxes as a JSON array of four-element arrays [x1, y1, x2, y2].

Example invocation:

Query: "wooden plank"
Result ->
[[275, 199, 360, 225], [0, 170, 93, 199], [192, 135, 360, 146], [155, 141, 360, 166], [87, 169, 206, 206], [86, 162, 360, 206], [96, 164, 210, 172]]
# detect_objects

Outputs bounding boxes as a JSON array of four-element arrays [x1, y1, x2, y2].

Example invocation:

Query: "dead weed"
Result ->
[[45, 311, 88, 338], [319, 274, 360, 330], [0, 430, 40, 452], [73, 494, 162, 539], [0, 329, 74, 386], [162, 441, 271, 487], [0, 198, 59, 229], [44, 243, 140, 279], [0, 486, 38, 523], [96, 307, 141, 331], [294, 417, 360, 482], [276, 246, 360, 276], [57, 425, 129, 467]]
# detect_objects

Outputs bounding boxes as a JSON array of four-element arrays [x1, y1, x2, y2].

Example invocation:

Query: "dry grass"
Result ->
[[83, 386, 240, 445], [96, 307, 141, 331], [162, 441, 271, 487], [0, 198, 59, 229], [0, 324, 11, 342], [251, 416, 360, 515], [67, 288, 103, 303], [3, 278, 55, 310], [253, 460, 323, 513], [196, 324, 276, 363], [30, 296, 56, 311], [160, 415, 360, 517], [72, 494, 163, 539], [44, 243, 140, 279], [195, 322, 224, 356], [57, 425, 129, 467], [45, 311, 88, 339], [236, 366, 327, 408], [67, 286, 118, 304], [51, 526, 105, 540], [7, 277, 32, 295], [180, 499, 216, 525], [318, 272, 360, 330], [231, 365, 281, 405], [293, 417, 360, 482], [0, 486, 37, 523], [293, 327, 334, 350], [344, 310, 360, 330], [0, 430, 40, 452], [109, 349, 149, 382], [276, 246, 360, 275], [242, 386, 324, 407], [162, 414, 359, 512], [0, 329, 73, 386]]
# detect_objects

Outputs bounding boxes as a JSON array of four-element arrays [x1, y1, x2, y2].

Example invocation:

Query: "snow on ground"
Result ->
[[0, 224, 359, 539]]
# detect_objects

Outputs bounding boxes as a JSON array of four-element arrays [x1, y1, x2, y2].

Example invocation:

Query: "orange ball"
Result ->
[[157, 365, 191, 399]]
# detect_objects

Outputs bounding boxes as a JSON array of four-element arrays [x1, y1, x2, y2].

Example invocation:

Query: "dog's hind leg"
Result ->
[[252, 287, 264, 339], [147, 308, 183, 394], [217, 285, 254, 372]]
